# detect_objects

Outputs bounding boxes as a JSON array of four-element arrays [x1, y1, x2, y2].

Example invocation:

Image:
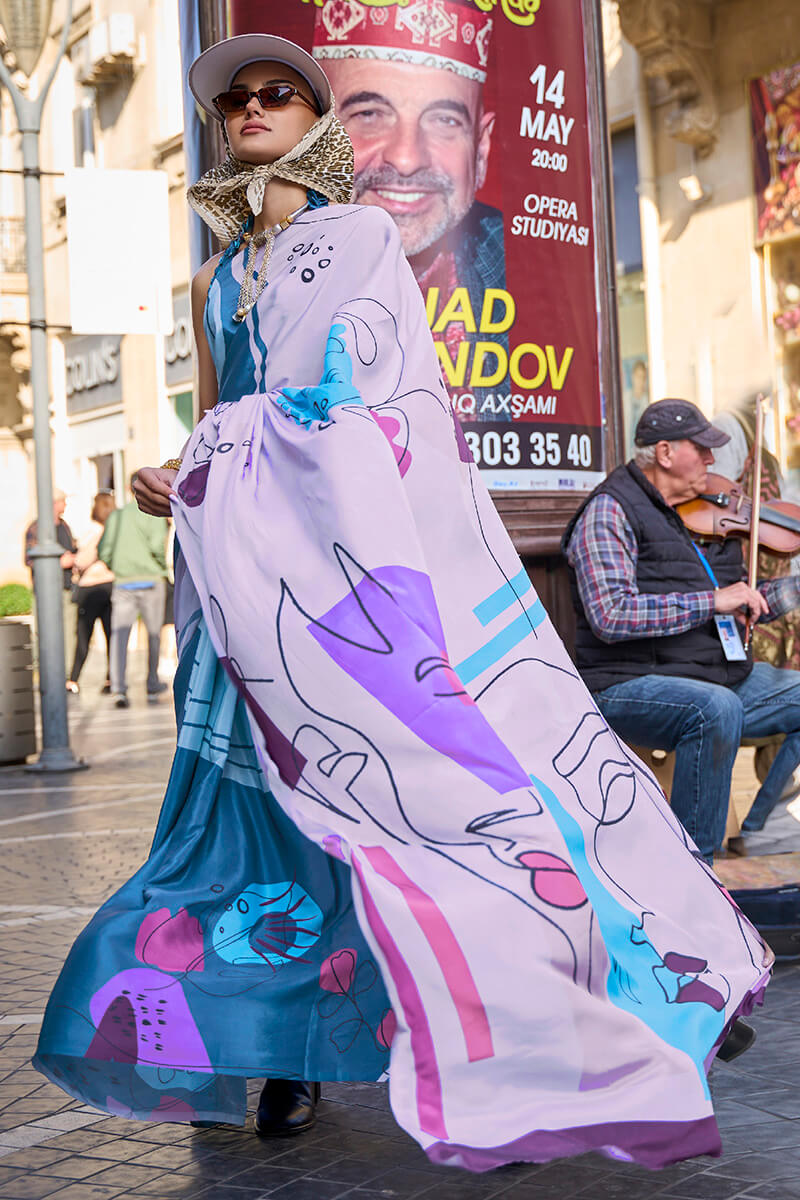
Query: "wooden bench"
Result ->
[[628, 736, 786, 842]]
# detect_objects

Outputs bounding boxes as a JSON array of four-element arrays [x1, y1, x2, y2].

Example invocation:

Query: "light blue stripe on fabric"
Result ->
[[455, 599, 547, 685], [529, 772, 717, 1093], [204, 278, 226, 385], [250, 281, 269, 392], [472, 566, 532, 627], [177, 621, 264, 791]]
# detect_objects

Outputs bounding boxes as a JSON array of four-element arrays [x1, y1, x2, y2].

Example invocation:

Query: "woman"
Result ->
[[36, 35, 771, 1172], [66, 490, 115, 695]]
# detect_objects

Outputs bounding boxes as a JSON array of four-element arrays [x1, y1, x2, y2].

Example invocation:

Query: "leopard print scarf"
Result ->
[[187, 103, 353, 243]]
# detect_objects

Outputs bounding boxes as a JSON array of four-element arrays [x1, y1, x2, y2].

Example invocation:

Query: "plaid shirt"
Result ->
[[565, 493, 800, 642]]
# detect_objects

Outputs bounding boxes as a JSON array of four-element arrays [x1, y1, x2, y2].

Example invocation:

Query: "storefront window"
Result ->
[[91, 453, 114, 491], [90, 450, 124, 498], [172, 390, 194, 437]]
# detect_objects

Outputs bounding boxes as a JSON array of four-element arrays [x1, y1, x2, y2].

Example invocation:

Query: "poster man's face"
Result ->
[[326, 60, 494, 258]]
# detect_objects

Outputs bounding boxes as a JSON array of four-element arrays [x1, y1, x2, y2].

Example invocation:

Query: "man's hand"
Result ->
[[132, 467, 178, 518], [59, 551, 75, 570], [714, 582, 769, 622]]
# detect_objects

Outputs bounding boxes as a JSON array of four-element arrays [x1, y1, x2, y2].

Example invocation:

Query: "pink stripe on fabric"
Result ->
[[362, 846, 494, 1064], [351, 854, 448, 1140]]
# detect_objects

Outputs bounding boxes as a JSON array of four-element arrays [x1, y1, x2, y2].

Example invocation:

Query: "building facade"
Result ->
[[604, 0, 800, 480], [2, 1, 799, 586], [0, 0, 192, 584]]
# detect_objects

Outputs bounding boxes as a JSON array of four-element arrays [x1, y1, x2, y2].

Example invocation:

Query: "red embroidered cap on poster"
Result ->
[[312, 0, 494, 84]]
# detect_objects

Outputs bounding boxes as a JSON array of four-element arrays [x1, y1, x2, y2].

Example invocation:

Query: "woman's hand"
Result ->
[[133, 467, 178, 518]]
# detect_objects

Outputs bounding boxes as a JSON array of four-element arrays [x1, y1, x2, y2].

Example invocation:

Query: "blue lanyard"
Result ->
[[692, 542, 719, 588]]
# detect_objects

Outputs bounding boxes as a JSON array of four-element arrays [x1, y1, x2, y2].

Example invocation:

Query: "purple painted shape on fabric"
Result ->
[[351, 854, 448, 1139], [378, 1008, 397, 1048], [134, 908, 205, 973], [220, 658, 306, 789], [147, 1096, 197, 1121], [178, 462, 210, 507], [89, 968, 212, 1072], [663, 952, 708, 975], [579, 1059, 650, 1092], [451, 409, 474, 464], [676, 979, 726, 1012], [424, 1114, 722, 1174], [320, 949, 357, 994], [323, 834, 346, 860], [86, 994, 138, 1063], [107, 1094, 198, 1122], [309, 565, 529, 795]]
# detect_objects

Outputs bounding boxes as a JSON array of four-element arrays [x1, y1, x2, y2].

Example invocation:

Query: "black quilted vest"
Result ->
[[562, 463, 753, 693]]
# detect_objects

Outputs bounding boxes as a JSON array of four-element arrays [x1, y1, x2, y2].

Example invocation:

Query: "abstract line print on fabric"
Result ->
[[168, 203, 770, 1170]]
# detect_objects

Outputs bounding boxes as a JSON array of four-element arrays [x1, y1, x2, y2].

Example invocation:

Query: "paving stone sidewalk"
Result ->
[[2, 650, 800, 1200]]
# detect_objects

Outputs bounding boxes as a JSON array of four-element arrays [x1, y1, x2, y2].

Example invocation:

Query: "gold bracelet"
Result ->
[[161, 458, 183, 471]]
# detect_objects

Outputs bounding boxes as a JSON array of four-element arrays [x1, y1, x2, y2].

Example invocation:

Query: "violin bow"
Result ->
[[744, 393, 766, 650]]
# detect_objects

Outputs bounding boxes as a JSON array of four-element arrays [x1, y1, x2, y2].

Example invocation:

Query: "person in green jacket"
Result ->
[[98, 474, 169, 708]]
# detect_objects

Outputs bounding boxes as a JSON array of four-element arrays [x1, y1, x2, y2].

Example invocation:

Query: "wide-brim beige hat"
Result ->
[[188, 34, 332, 119]]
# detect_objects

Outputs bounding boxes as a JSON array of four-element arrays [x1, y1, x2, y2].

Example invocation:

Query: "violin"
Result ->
[[677, 473, 800, 556], [677, 394, 800, 650]]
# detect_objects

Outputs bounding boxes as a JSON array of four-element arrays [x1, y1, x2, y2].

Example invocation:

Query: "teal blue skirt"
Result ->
[[34, 612, 391, 1124]]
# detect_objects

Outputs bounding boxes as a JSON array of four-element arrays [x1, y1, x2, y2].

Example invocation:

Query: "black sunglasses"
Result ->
[[213, 84, 318, 118]]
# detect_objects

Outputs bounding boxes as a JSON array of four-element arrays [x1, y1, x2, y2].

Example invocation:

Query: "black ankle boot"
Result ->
[[717, 1018, 756, 1063], [254, 1079, 320, 1137]]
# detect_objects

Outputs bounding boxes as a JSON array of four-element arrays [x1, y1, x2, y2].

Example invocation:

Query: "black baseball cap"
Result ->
[[634, 398, 730, 449]]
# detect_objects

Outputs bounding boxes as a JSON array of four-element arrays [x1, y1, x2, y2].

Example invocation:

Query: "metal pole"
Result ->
[[0, 0, 85, 770]]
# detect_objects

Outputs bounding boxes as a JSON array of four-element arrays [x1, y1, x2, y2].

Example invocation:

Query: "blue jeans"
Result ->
[[594, 664, 800, 860]]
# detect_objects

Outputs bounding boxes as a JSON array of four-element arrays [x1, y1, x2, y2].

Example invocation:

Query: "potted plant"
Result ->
[[0, 583, 36, 763]]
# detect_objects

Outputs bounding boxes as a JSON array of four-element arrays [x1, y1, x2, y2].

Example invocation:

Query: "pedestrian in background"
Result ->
[[98, 473, 169, 709], [24, 487, 77, 669], [66, 491, 116, 696]]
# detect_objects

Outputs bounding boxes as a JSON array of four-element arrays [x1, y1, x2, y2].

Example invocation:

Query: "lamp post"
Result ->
[[0, 0, 84, 770]]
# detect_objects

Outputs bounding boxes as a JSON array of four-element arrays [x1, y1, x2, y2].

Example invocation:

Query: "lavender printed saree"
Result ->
[[37, 202, 770, 1172]]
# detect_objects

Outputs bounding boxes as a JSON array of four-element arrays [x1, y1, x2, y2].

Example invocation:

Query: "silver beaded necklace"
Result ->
[[233, 200, 310, 322]]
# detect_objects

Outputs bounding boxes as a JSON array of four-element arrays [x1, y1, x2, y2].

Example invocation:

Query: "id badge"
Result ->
[[714, 614, 747, 661]]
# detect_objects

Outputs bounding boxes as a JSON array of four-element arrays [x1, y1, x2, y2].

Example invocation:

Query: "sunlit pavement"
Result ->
[[2, 652, 800, 1200]]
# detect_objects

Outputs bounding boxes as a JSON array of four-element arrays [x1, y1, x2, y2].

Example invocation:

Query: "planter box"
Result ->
[[0, 618, 36, 764]]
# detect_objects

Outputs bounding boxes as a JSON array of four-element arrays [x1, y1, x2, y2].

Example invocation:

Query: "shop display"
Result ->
[[750, 61, 800, 483]]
